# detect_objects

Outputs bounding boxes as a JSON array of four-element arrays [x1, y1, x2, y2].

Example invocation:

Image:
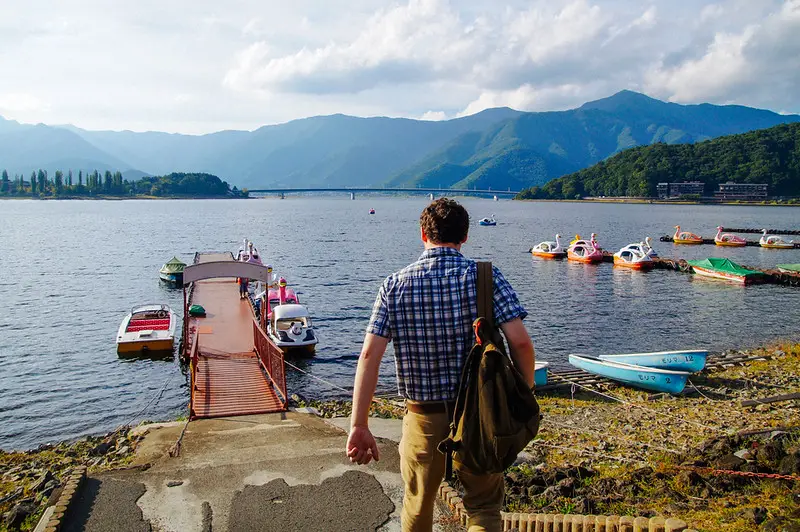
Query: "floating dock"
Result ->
[[183, 252, 287, 419]]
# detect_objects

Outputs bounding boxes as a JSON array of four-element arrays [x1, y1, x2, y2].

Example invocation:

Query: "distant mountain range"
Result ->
[[1, 91, 798, 190]]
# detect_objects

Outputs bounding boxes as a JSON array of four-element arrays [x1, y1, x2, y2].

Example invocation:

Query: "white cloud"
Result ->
[[0, 93, 49, 113], [0, 0, 796, 133], [420, 110, 447, 121]]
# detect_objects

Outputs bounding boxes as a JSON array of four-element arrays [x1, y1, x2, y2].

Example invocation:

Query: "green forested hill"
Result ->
[[516, 122, 800, 199]]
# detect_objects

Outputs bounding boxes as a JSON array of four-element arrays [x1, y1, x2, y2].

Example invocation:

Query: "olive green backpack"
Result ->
[[438, 261, 541, 477]]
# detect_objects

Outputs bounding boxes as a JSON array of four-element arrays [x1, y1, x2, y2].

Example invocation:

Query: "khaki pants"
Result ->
[[400, 410, 504, 532]]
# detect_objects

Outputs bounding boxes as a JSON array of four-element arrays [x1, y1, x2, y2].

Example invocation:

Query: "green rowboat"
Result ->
[[686, 258, 763, 285]]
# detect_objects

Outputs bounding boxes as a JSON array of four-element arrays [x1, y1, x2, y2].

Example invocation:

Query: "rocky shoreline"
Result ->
[[0, 427, 143, 531]]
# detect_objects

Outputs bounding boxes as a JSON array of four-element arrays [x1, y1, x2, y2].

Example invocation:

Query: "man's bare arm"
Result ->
[[350, 333, 389, 428], [500, 318, 535, 388]]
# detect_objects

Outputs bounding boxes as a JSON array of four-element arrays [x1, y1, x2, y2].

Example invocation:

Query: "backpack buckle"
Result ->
[[473, 318, 484, 345]]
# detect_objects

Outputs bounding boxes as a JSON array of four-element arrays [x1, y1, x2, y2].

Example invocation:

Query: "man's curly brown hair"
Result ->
[[420, 198, 469, 245]]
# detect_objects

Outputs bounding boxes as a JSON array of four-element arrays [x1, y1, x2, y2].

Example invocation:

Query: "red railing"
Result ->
[[188, 330, 199, 419], [253, 320, 287, 407]]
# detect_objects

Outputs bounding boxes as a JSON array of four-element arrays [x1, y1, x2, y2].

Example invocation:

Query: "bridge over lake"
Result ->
[[248, 187, 520, 198]]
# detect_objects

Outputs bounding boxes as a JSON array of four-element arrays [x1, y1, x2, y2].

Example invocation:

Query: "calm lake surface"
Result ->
[[1, 198, 799, 450]]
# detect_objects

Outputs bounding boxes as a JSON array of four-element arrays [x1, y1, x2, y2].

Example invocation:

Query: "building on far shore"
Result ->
[[714, 182, 768, 200], [657, 181, 705, 199]]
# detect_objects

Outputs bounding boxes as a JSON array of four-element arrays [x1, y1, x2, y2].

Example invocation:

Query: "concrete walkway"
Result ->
[[63, 411, 454, 532]]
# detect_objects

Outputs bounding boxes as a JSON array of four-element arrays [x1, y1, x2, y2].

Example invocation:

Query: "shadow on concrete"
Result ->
[[228, 470, 394, 532], [63, 477, 151, 532]]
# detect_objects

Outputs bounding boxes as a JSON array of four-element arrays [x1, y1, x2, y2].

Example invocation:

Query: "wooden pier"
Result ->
[[183, 252, 287, 419]]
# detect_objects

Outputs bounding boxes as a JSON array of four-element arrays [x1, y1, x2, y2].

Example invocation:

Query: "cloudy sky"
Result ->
[[0, 0, 798, 134]]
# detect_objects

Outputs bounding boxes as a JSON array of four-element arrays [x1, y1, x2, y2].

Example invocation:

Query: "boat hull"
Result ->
[[569, 355, 689, 394], [568, 252, 602, 263], [715, 240, 746, 247], [612, 257, 653, 270], [598, 350, 707, 373], [117, 338, 175, 354], [534, 361, 549, 387], [532, 251, 566, 259], [159, 272, 183, 284], [691, 266, 754, 285], [673, 239, 703, 245], [761, 243, 794, 249]]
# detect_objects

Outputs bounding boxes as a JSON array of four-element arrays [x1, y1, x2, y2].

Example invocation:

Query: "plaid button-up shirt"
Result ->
[[366, 246, 528, 401]]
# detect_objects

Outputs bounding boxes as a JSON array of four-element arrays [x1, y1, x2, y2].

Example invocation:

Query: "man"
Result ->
[[347, 198, 535, 532]]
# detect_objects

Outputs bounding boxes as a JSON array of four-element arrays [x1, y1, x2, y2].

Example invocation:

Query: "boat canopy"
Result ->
[[182, 261, 273, 285], [686, 258, 761, 276], [160, 257, 186, 274], [777, 264, 800, 273], [272, 304, 311, 320]]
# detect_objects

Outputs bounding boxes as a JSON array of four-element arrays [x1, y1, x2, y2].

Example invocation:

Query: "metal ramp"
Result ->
[[192, 351, 283, 418]]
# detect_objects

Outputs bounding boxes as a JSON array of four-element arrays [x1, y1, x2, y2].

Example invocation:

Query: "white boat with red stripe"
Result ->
[[116, 304, 177, 354]]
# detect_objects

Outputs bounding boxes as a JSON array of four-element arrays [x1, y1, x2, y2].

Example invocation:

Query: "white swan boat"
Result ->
[[759, 229, 794, 249], [116, 304, 176, 354], [613, 243, 654, 270], [478, 214, 497, 226], [531, 234, 566, 259]]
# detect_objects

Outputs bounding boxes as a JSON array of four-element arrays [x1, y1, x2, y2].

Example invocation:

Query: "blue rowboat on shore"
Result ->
[[568, 354, 691, 394], [597, 350, 708, 373], [535, 361, 549, 387]]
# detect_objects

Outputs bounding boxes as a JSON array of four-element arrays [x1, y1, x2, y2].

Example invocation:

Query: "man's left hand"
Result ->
[[346, 425, 380, 465]]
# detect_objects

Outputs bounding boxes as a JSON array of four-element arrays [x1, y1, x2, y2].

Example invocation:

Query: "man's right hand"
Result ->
[[346, 425, 380, 465]]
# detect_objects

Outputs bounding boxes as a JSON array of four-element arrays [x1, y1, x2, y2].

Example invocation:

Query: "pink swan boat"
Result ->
[[673, 226, 703, 245], [714, 226, 747, 247], [567, 233, 603, 263]]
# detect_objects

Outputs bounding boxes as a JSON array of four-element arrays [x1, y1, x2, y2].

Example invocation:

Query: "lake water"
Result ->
[[1, 198, 798, 450]]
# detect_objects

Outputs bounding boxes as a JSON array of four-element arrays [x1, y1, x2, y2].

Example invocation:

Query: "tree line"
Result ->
[[0, 170, 247, 198], [516, 122, 800, 200]]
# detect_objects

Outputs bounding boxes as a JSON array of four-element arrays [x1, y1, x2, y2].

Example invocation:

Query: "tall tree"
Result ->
[[78, 170, 83, 188], [30, 171, 37, 195], [0, 169, 8, 194], [37, 169, 47, 195], [67, 169, 73, 188], [54, 170, 64, 195]]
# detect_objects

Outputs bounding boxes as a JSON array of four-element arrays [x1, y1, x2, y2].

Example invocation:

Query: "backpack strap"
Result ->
[[477, 261, 493, 324]]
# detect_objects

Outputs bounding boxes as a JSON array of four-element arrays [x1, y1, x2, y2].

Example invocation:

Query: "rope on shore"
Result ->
[[552, 374, 727, 434], [541, 418, 684, 456], [168, 418, 190, 458], [283, 358, 401, 410], [124, 373, 176, 428]]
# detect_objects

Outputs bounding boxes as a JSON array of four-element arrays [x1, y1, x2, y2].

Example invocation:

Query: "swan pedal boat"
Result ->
[[569, 354, 690, 394], [567, 233, 603, 263], [267, 303, 318, 356], [598, 349, 707, 373], [531, 234, 566, 259], [673, 226, 703, 245], [714, 226, 747, 247], [760, 230, 794, 249], [478, 214, 497, 226], [613, 242, 654, 270], [686, 257, 763, 285], [534, 361, 549, 387], [116, 304, 176, 354]]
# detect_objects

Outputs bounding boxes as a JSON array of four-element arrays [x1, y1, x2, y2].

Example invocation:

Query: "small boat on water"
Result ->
[[673, 226, 703, 245], [777, 264, 800, 274], [534, 361, 549, 387], [116, 304, 176, 354], [567, 233, 603, 263], [760, 229, 794, 249], [236, 239, 263, 265], [268, 304, 318, 355], [628, 237, 658, 259], [369, 208, 376, 215], [598, 349, 708, 373], [686, 257, 763, 285], [569, 354, 690, 394], [159, 257, 186, 285], [530, 234, 566, 259], [478, 214, 497, 226], [714, 226, 747, 247], [613, 243, 654, 270]]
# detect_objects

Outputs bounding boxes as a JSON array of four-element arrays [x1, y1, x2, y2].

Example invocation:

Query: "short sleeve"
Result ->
[[366, 277, 392, 338], [491, 266, 527, 325]]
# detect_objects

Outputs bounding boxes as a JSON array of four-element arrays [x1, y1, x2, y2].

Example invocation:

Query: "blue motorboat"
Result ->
[[568, 354, 690, 394], [535, 361, 549, 387], [598, 350, 708, 373], [478, 214, 497, 226]]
